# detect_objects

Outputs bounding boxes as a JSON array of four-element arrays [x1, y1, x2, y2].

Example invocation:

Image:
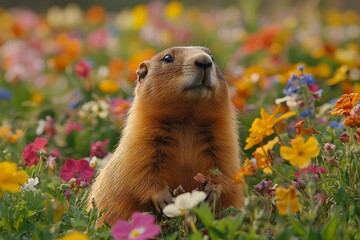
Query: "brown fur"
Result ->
[[88, 47, 243, 226]]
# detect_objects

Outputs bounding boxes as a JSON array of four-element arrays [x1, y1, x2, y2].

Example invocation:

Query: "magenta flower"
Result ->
[[65, 120, 83, 134], [59, 158, 94, 185], [74, 60, 91, 78], [90, 139, 110, 158], [112, 212, 161, 240], [86, 28, 108, 50], [294, 165, 326, 178], [22, 137, 48, 166]]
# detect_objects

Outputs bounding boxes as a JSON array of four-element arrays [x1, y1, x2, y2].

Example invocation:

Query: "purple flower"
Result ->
[[0, 87, 12, 100], [112, 212, 161, 240]]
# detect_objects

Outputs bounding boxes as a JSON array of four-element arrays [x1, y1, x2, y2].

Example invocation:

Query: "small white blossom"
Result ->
[[22, 177, 39, 191], [163, 191, 206, 217]]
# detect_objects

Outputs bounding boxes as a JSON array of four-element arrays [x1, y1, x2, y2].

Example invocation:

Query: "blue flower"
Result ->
[[0, 87, 12, 100], [300, 109, 312, 117]]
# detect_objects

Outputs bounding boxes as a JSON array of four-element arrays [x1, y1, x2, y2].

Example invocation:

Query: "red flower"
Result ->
[[22, 137, 48, 166], [60, 158, 94, 185], [74, 60, 91, 78], [294, 165, 326, 178], [90, 139, 110, 158]]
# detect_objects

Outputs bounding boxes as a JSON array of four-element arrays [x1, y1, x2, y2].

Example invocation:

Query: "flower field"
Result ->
[[1, 1, 360, 239]]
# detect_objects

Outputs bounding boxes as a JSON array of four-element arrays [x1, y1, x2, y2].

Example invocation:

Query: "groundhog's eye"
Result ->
[[162, 54, 174, 63]]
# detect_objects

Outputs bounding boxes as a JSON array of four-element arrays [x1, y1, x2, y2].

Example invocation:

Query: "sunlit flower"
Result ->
[[232, 159, 257, 184], [112, 212, 161, 240], [343, 115, 360, 127], [99, 79, 119, 93], [275, 185, 300, 215], [22, 177, 39, 191], [56, 232, 89, 240], [245, 105, 296, 150], [22, 137, 48, 166], [164, 1, 184, 20], [163, 191, 206, 217], [79, 99, 110, 121], [280, 136, 320, 168], [329, 93, 360, 116], [59, 158, 94, 185], [253, 137, 279, 174], [90, 139, 109, 158], [74, 60, 91, 78], [0, 124, 23, 143], [0, 161, 28, 198]]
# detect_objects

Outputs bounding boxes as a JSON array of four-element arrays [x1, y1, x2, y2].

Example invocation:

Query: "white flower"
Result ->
[[22, 177, 39, 191], [275, 94, 298, 108], [163, 191, 207, 217]]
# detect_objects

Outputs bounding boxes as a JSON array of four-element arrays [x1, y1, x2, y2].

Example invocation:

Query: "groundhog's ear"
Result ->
[[136, 61, 149, 83]]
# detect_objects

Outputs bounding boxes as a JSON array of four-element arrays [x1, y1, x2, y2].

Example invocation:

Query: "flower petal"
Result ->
[[163, 203, 182, 217]]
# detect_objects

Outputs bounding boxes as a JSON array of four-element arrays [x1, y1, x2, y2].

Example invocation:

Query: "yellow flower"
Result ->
[[326, 65, 348, 86], [280, 136, 320, 168], [56, 232, 89, 240], [164, 1, 184, 20], [31, 90, 44, 104], [232, 159, 256, 184], [0, 162, 28, 198], [275, 185, 300, 215], [132, 4, 148, 30], [0, 125, 24, 144], [99, 79, 119, 93], [253, 137, 279, 174], [245, 105, 296, 150]]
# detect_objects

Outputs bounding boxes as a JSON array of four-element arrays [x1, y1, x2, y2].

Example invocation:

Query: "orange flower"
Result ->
[[295, 120, 319, 137], [275, 185, 300, 215], [86, 6, 106, 25], [232, 159, 256, 184], [329, 93, 360, 116], [253, 137, 279, 174], [244, 105, 296, 150], [128, 49, 155, 80], [343, 115, 360, 127], [0, 125, 24, 144]]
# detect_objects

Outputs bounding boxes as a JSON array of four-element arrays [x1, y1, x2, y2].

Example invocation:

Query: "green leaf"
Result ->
[[189, 231, 203, 240], [165, 232, 179, 240], [191, 203, 213, 227], [321, 214, 338, 240], [288, 214, 306, 237]]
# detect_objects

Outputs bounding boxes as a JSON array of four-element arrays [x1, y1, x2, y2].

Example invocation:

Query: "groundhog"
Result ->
[[88, 46, 243, 226]]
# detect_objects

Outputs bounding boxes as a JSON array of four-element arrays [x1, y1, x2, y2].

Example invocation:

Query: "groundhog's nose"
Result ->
[[194, 54, 212, 69]]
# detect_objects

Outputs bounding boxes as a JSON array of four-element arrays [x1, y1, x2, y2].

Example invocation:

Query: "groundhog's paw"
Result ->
[[204, 182, 221, 207], [151, 188, 173, 213]]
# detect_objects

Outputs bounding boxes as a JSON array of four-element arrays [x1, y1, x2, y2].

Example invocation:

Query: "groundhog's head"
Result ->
[[135, 47, 227, 105]]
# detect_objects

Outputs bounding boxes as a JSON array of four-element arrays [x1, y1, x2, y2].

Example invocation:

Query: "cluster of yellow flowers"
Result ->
[[0, 162, 28, 198]]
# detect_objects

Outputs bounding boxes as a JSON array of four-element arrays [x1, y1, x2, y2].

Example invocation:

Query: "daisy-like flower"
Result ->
[[59, 158, 94, 185], [253, 137, 279, 174], [275, 185, 300, 215], [163, 191, 207, 217], [0, 161, 28, 198], [280, 136, 320, 168], [112, 212, 161, 240], [245, 105, 296, 150]]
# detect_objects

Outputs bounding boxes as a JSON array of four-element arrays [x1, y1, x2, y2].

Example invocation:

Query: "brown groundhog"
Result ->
[[88, 46, 243, 226]]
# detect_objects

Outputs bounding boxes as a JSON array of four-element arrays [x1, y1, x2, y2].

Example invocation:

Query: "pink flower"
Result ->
[[87, 28, 108, 50], [111, 98, 131, 118], [90, 139, 110, 158], [22, 137, 48, 166], [65, 120, 83, 134], [112, 212, 161, 240], [59, 158, 94, 185], [294, 165, 326, 178], [74, 60, 91, 78]]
